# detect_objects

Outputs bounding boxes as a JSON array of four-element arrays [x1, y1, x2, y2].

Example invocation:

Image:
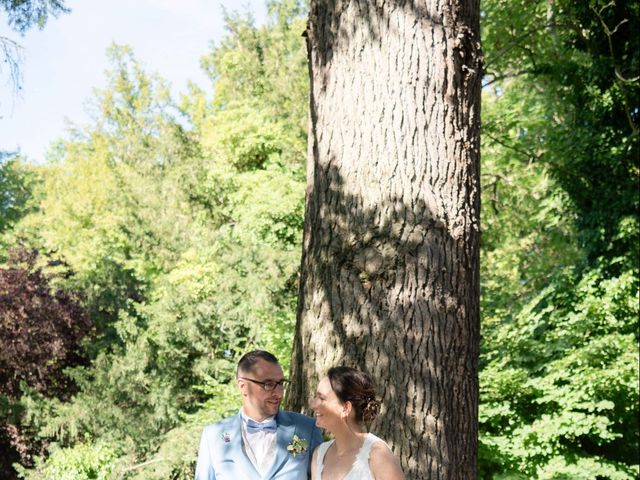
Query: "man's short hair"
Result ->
[[237, 350, 279, 377]]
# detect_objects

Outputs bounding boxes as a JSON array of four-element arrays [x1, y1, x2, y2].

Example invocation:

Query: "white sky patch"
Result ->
[[0, 0, 268, 163]]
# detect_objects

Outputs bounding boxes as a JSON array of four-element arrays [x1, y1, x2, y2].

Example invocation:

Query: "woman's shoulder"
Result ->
[[365, 433, 389, 450], [369, 437, 391, 456], [366, 434, 405, 480], [354, 433, 389, 463]]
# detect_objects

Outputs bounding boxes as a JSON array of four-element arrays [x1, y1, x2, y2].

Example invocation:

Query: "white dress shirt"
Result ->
[[240, 410, 278, 475]]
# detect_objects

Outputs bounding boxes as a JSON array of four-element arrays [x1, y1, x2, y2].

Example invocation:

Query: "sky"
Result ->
[[0, 0, 268, 163]]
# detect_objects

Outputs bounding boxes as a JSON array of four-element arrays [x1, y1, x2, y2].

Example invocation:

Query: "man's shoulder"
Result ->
[[277, 410, 316, 427], [202, 414, 239, 433]]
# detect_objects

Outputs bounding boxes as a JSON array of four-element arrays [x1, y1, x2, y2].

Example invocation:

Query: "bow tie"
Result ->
[[245, 417, 277, 434]]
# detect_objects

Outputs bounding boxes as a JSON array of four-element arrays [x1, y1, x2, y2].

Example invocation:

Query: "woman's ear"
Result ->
[[342, 400, 353, 418]]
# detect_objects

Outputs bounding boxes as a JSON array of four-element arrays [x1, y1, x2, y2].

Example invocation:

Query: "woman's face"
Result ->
[[310, 376, 347, 430]]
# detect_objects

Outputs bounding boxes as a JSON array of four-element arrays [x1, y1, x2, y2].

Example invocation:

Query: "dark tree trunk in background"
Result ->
[[288, 1, 482, 478]]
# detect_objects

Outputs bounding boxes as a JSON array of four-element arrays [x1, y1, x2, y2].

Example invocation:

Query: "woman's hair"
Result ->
[[327, 366, 381, 424]]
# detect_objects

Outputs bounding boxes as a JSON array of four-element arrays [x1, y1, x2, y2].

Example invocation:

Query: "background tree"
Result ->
[[6, 4, 313, 479], [287, 1, 482, 479], [0, 154, 39, 242], [0, 0, 69, 111], [478, 0, 639, 477], [0, 247, 91, 479]]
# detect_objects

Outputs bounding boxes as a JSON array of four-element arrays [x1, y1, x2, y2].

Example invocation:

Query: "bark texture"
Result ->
[[288, 1, 481, 478]]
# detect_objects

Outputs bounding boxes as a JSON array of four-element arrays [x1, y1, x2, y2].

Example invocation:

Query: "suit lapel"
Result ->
[[227, 414, 261, 477], [263, 411, 295, 479]]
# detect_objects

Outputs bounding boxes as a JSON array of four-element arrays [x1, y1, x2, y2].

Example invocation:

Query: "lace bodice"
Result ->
[[315, 433, 385, 480]]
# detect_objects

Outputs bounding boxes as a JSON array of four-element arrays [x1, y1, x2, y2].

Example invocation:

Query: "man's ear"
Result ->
[[237, 378, 247, 395]]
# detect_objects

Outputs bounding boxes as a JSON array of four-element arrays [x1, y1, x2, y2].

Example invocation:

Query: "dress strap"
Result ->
[[316, 440, 334, 479], [356, 433, 387, 464]]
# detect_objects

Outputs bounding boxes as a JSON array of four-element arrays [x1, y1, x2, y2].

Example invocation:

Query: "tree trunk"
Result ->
[[288, 1, 481, 479]]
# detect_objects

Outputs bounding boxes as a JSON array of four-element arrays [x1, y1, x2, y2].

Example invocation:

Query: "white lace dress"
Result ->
[[315, 433, 385, 480]]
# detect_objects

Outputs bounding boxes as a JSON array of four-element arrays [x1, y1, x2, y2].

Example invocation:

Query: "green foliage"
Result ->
[[122, 382, 240, 480], [0, 0, 69, 33], [480, 1, 639, 478], [483, 0, 639, 264], [199, 1, 309, 142], [480, 262, 639, 478], [15, 441, 119, 480], [2, 2, 310, 478], [0, 156, 41, 240]]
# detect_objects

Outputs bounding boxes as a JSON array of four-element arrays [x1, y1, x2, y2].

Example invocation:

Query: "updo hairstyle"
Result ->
[[327, 366, 381, 424]]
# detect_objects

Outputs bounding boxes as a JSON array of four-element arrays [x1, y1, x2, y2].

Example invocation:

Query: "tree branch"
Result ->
[[592, 2, 639, 135], [482, 69, 540, 88], [0, 36, 23, 98], [483, 131, 542, 163]]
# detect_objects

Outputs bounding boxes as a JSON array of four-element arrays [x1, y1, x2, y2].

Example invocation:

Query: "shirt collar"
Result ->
[[239, 409, 276, 425]]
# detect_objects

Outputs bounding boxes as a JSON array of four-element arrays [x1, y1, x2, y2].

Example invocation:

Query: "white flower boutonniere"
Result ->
[[287, 434, 308, 457]]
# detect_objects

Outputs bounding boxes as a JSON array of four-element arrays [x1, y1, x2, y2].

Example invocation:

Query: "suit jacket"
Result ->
[[195, 410, 323, 479]]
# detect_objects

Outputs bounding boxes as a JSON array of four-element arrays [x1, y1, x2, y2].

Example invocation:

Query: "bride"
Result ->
[[310, 366, 405, 480]]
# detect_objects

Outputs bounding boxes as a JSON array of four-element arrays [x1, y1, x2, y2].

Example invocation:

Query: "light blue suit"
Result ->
[[195, 410, 323, 479]]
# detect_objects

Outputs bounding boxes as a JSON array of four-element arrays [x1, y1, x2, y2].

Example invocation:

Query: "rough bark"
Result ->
[[288, 1, 481, 479]]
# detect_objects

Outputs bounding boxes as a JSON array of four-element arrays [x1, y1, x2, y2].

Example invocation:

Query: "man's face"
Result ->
[[237, 359, 285, 421]]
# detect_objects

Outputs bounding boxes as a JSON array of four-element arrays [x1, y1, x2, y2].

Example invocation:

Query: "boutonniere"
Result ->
[[221, 431, 231, 443], [287, 434, 308, 457]]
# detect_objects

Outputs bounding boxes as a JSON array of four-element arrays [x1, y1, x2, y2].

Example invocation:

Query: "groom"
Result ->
[[195, 350, 322, 479]]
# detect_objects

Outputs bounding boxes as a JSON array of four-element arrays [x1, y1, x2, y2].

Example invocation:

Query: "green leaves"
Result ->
[[480, 2, 639, 477], [0, 156, 40, 240], [481, 249, 639, 477], [15, 441, 119, 480], [2, 2, 311, 478]]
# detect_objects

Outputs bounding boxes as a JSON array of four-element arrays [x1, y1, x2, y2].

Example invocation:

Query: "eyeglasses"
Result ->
[[238, 377, 290, 391]]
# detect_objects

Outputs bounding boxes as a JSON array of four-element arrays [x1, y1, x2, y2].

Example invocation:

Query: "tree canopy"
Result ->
[[0, 0, 68, 33]]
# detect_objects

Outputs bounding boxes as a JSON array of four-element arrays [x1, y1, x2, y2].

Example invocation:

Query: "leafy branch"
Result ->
[[592, 1, 639, 135]]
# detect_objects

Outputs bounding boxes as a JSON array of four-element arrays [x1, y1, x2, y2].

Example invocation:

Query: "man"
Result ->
[[195, 350, 323, 479]]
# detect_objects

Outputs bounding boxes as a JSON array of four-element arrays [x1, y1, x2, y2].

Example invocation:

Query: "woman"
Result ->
[[310, 366, 405, 480]]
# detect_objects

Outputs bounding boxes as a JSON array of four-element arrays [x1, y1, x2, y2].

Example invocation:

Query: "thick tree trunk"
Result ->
[[288, 1, 481, 479]]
